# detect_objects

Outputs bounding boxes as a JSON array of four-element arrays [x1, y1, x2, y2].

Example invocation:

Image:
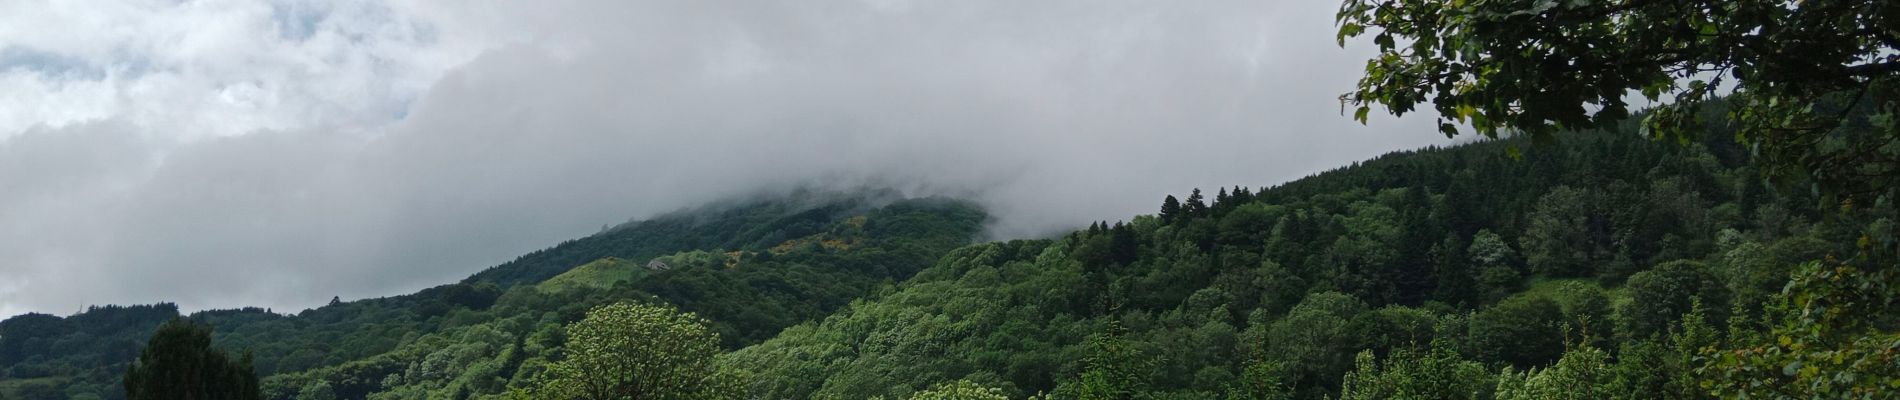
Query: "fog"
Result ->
[[0, 0, 1451, 317]]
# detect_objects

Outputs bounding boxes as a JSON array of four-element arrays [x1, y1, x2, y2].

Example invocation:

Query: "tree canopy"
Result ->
[[525, 302, 738, 400], [1336, 0, 1900, 206], [123, 319, 260, 400]]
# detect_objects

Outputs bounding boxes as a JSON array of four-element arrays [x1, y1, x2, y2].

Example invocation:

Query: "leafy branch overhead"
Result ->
[[1337, 0, 1899, 204]]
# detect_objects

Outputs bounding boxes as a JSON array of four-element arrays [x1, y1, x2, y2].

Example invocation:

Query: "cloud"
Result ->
[[0, 0, 1451, 317]]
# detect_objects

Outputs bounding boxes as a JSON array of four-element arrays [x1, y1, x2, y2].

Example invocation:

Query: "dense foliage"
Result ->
[[1335, 0, 1900, 221], [721, 124, 1895, 399], [1335, 1, 1900, 396], [511, 302, 739, 400], [122, 319, 260, 400], [0, 304, 181, 399]]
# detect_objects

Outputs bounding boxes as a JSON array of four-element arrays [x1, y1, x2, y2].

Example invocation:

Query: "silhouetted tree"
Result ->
[[124, 319, 260, 400], [1160, 195, 1183, 224], [1185, 189, 1208, 218]]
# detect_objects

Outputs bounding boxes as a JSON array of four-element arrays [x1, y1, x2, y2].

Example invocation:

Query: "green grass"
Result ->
[[1519, 278, 1600, 297], [0, 376, 95, 399], [536, 257, 649, 293]]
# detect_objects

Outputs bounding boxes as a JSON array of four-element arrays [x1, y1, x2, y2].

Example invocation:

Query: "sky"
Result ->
[[0, 0, 1456, 318]]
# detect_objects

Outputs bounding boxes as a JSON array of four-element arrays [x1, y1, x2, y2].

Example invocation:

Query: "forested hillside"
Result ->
[[0, 192, 986, 399], [718, 123, 1894, 398], [5, 111, 1895, 399]]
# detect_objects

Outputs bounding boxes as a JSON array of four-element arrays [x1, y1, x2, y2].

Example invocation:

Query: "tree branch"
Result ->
[[1845, 60, 1900, 77]]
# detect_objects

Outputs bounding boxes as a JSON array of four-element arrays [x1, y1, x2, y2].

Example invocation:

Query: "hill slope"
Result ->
[[7, 123, 1891, 400], [0, 191, 986, 400], [719, 130, 1876, 399], [534, 257, 649, 294]]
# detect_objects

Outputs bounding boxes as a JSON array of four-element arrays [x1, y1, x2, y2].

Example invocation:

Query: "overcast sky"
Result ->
[[0, 0, 1455, 318]]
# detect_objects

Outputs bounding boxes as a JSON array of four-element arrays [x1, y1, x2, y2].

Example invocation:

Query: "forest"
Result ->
[[4, 97, 1896, 399]]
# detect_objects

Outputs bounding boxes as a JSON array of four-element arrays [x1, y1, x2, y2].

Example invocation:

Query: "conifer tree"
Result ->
[[1184, 189, 1208, 217], [1231, 186, 1255, 205], [1160, 195, 1182, 224], [1108, 222, 1138, 266]]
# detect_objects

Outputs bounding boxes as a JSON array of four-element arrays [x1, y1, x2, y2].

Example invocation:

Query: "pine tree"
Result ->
[[1109, 222, 1138, 266], [1185, 189, 1208, 217], [1160, 195, 1183, 224], [1430, 233, 1474, 307], [1231, 186, 1255, 205], [1392, 185, 1438, 305]]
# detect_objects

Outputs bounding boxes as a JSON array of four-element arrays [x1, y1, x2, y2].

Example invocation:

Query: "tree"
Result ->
[[294, 381, 335, 400], [1184, 189, 1208, 218], [1621, 261, 1729, 340], [1231, 186, 1257, 205], [1466, 296, 1565, 369], [1335, 0, 1900, 208], [908, 380, 1009, 400], [1467, 230, 1522, 302], [1520, 187, 1609, 278], [1227, 359, 1294, 400], [529, 302, 739, 400], [1060, 320, 1153, 399], [1665, 299, 1719, 399], [1337, 341, 1491, 400], [1108, 222, 1139, 266], [123, 319, 261, 400], [1700, 262, 1900, 397], [1266, 292, 1368, 396], [1160, 195, 1183, 224], [1431, 233, 1476, 307], [1493, 346, 1615, 400], [1390, 185, 1440, 305]]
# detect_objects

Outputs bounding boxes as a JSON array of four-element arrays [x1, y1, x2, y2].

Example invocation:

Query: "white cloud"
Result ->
[[0, 0, 1451, 317], [0, 0, 474, 141]]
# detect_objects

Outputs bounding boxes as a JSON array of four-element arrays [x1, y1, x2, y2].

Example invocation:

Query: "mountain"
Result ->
[[718, 129, 1853, 398], [0, 191, 987, 399], [5, 120, 1893, 399], [703, 121, 1895, 399]]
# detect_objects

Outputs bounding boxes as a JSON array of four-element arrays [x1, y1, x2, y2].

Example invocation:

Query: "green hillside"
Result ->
[[5, 123, 1895, 400], [0, 193, 986, 400], [717, 129, 1893, 399], [534, 257, 649, 294]]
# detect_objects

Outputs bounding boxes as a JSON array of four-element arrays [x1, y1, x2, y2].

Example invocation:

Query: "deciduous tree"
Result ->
[[529, 302, 739, 400]]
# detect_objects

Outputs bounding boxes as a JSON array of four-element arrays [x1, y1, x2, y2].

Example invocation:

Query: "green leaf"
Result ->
[[1337, 23, 1365, 46], [1355, 106, 1371, 124]]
